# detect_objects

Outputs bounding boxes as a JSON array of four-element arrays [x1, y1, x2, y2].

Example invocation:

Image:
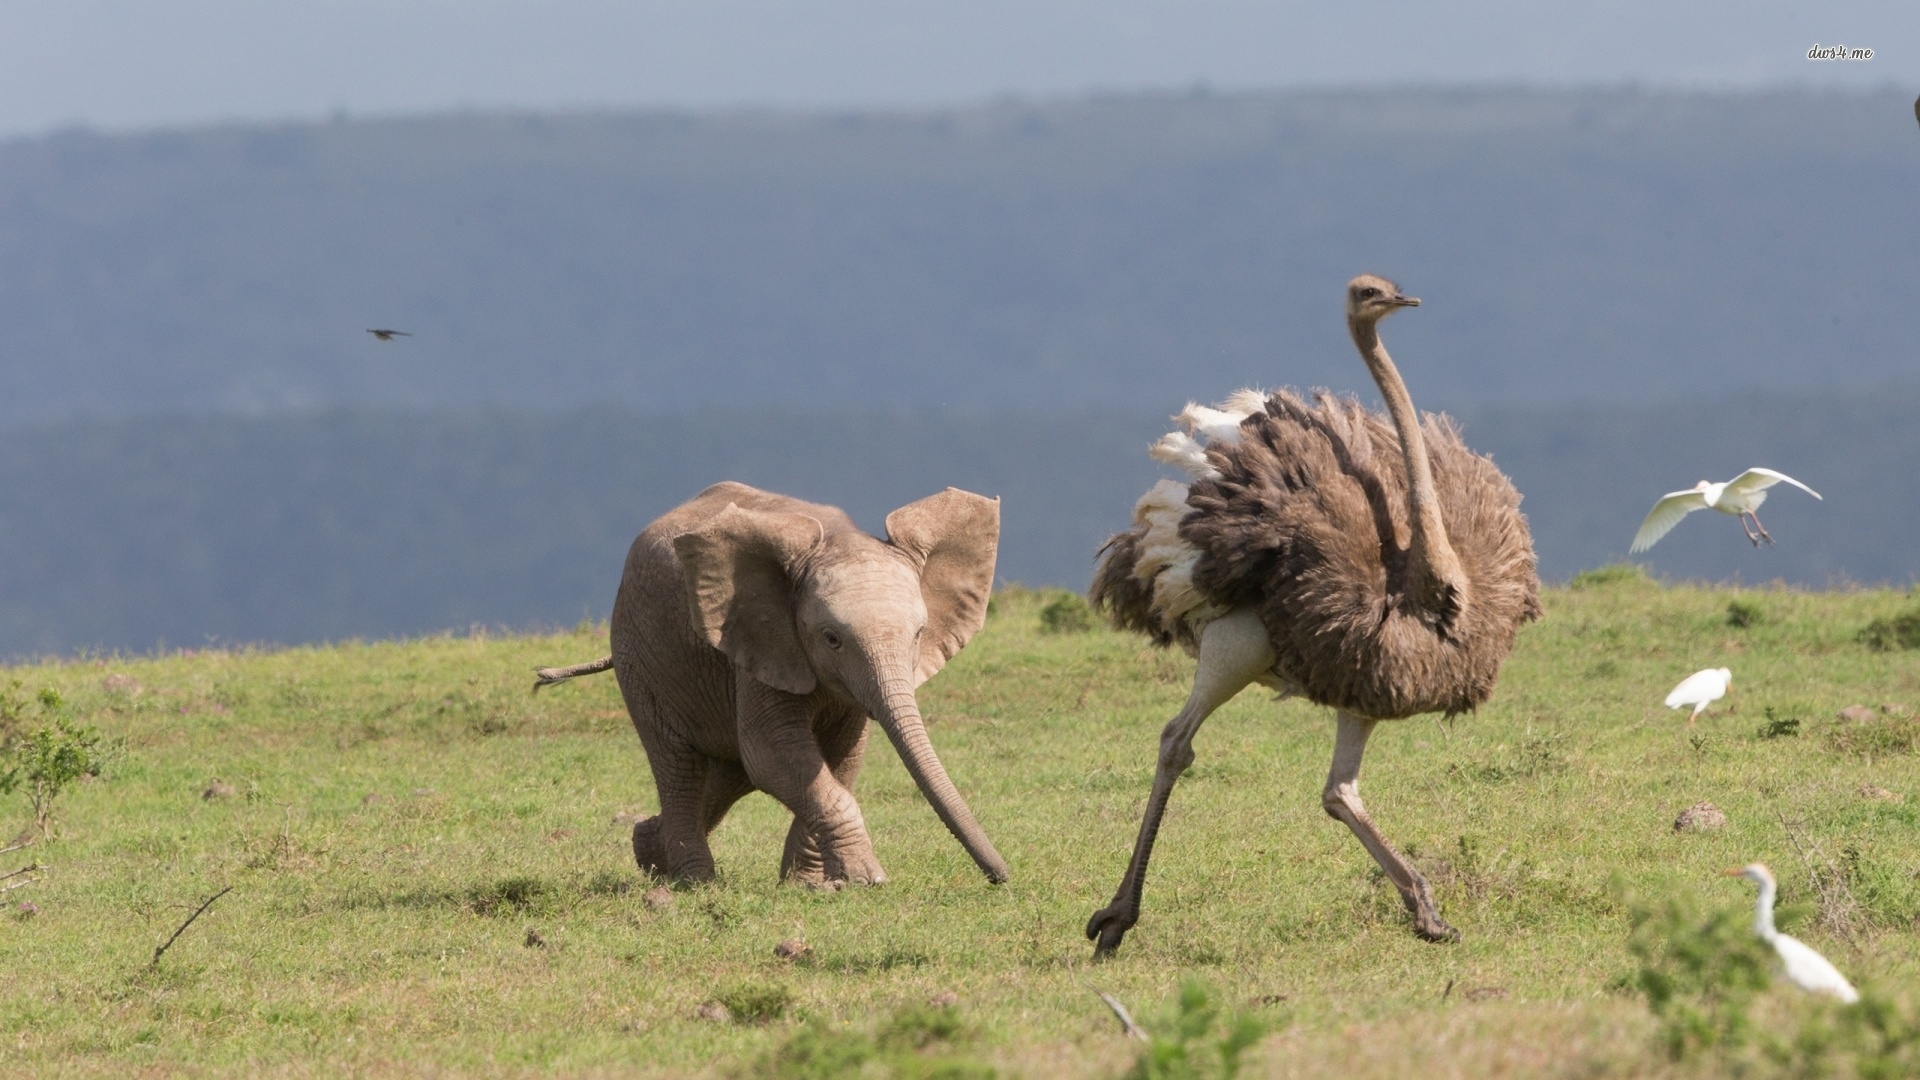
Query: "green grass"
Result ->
[[3, 580, 1920, 1077]]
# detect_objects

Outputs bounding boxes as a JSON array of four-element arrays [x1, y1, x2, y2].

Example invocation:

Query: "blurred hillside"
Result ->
[[0, 386, 1912, 657], [2, 88, 1916, 424]]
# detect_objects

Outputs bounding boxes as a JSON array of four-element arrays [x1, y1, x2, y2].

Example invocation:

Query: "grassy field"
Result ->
[[2, 575, 1919, 1077]]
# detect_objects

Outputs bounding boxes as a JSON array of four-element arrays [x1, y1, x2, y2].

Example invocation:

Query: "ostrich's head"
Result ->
[[1346, 274, 1420, 324], [1724, 862, 1773, 888]]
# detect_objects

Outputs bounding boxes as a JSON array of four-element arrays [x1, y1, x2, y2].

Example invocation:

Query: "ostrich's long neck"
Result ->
[[1351, 316, 1467, 612]]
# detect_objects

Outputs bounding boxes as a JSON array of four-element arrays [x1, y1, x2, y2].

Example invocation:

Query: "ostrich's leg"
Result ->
[[1086, 608, 1275, 957], [1322, 711, 1458, 942]]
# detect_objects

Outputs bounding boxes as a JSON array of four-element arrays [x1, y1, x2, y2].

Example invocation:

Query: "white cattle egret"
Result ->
[[1665, 667, 1731, 726], [1725, 863, 1860, 1003], [1630, 469, 1822, 553]]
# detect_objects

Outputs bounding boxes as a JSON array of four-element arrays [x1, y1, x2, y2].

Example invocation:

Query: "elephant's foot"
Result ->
[[781, 821, 886, 887], [783, 850, 888, 888], [1399, 877, 1459, 943], [632, 817, 714, 882], [1085, 901, 1138, 959]]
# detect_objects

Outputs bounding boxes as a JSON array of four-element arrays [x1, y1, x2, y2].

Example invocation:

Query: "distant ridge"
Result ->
[[1, 385, 1913, 657], [1, 88, 1916, 425]]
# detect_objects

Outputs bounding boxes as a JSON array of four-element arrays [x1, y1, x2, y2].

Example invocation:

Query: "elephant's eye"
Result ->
[[821, 629, 843, 650]]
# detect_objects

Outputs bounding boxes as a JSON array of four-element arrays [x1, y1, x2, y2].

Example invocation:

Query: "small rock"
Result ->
[[696, 1001, 732, 1023], [928, 990, 960, 1007], [1674, 801, 1728, 833], [1462, 986, 1509, 1002], [16, 901, 38, 919], [361, 793, 383, 807], [611, 810, 646, 827], [1860, 785, 1902, 802], [1838, 705, 1877, 723], [1881, 702, 1912, 718], [201, 779, 236, 801], [773, 938, 813, 962], [523, 927, 547, 949], [643, 886, 675, 911]]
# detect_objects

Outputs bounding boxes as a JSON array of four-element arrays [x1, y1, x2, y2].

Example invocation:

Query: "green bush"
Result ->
[[1568, 564, 1652, 590], [760, 1001, 994, 1078], [0, 691, 114, 837], [1125, 980, 1267, 1080], [1859, 608, 1920, 651], [1755, 708, 1801, 740], [1625, 889, 1774, 1060], [1038, 592, 1095, 634], [718, 982, 795, 1025], [1727, 598, 1765, 628]]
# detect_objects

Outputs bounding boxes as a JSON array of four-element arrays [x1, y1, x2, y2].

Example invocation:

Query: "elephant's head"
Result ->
[[671, 488, 1009, 883]]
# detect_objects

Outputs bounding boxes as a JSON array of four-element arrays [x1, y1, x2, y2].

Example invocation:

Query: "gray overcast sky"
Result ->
[[1, 1, 1914, 138]]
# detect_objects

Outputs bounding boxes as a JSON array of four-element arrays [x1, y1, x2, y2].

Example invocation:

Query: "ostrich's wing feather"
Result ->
[[1181, 390, 1539, 719], [1664, 668, 1726, 709], [1727, 468, 1822, 501], [1772, 933, 1860, 1002], [1631, 489, 1710, 553]]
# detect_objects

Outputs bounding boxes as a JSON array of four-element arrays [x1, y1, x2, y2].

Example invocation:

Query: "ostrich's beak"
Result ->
[[1392, 295, 1421, 307]]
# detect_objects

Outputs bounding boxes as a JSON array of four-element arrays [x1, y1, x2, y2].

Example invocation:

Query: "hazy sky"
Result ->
[[2, 1, 1914, 138]]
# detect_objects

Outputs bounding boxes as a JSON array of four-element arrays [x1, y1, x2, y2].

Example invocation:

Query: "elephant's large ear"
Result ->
[[884, 488, 1000, 686], [673, 503, 824, 696]]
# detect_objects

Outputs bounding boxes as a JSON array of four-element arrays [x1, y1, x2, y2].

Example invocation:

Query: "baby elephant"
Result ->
[[536, 481, 1009, 887]]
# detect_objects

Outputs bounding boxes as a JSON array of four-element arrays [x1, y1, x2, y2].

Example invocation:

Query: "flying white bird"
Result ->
[[1725, 863, 1860, 1003], [1630, 469, 1821, 553], [1665, 667, 1731, 726]]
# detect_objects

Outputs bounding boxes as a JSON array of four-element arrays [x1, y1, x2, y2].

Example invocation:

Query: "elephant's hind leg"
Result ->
[[1322, 711, 1456, 942], [634, 748, 724, 882], [1087, 608, 1274, 957]]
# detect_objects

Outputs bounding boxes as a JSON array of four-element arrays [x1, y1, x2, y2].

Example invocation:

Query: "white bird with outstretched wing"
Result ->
[[1631, 468, 1822, 553]]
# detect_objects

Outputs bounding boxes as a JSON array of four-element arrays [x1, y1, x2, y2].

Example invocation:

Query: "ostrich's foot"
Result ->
[[1401, 877, 1460, 943], [1085, 902, 1138, 958]]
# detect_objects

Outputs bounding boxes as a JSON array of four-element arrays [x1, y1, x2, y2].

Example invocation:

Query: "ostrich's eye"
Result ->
[[821, 629, 842, 650], [1360, 287, 1379, 299]]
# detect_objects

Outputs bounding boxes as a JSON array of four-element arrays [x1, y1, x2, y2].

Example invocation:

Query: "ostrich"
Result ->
[[1084, 275, 1541, 955]]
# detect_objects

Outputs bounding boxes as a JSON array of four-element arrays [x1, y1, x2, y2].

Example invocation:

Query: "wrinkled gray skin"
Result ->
[[600, 481, 1008, 887]]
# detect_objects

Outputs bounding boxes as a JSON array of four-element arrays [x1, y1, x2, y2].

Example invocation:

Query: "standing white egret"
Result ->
[[1630, 469, 1822, 553], [1665, 667, 1731, 727], [1725, 863, 1860, 1003]]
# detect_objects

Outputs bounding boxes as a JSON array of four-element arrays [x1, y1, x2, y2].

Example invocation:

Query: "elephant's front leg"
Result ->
[[738, 681, 885, 886], [781, 713, 874, 885]]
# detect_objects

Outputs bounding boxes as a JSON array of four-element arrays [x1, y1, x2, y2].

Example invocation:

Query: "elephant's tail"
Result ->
[[531, 655, 614, 692]]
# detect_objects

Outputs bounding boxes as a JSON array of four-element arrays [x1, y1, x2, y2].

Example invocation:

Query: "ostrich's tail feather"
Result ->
[[1091, 391, 1266, 649]]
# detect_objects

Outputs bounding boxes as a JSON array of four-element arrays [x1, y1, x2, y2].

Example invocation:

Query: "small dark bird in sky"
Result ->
[[367, 329, 412, 341], [1913, 94, 1919, 129]]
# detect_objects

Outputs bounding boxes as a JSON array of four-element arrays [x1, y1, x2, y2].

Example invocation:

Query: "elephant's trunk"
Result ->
[[865, 672, 1010, 884]]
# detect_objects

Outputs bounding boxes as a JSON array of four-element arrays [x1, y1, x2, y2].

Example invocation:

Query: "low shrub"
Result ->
[[1858, 608, 1920, 651]]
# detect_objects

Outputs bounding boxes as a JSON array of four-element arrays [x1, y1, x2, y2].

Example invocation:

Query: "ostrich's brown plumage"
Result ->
[[1092, 390, 1539, 719], [1191, 390, 1538, 717]]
